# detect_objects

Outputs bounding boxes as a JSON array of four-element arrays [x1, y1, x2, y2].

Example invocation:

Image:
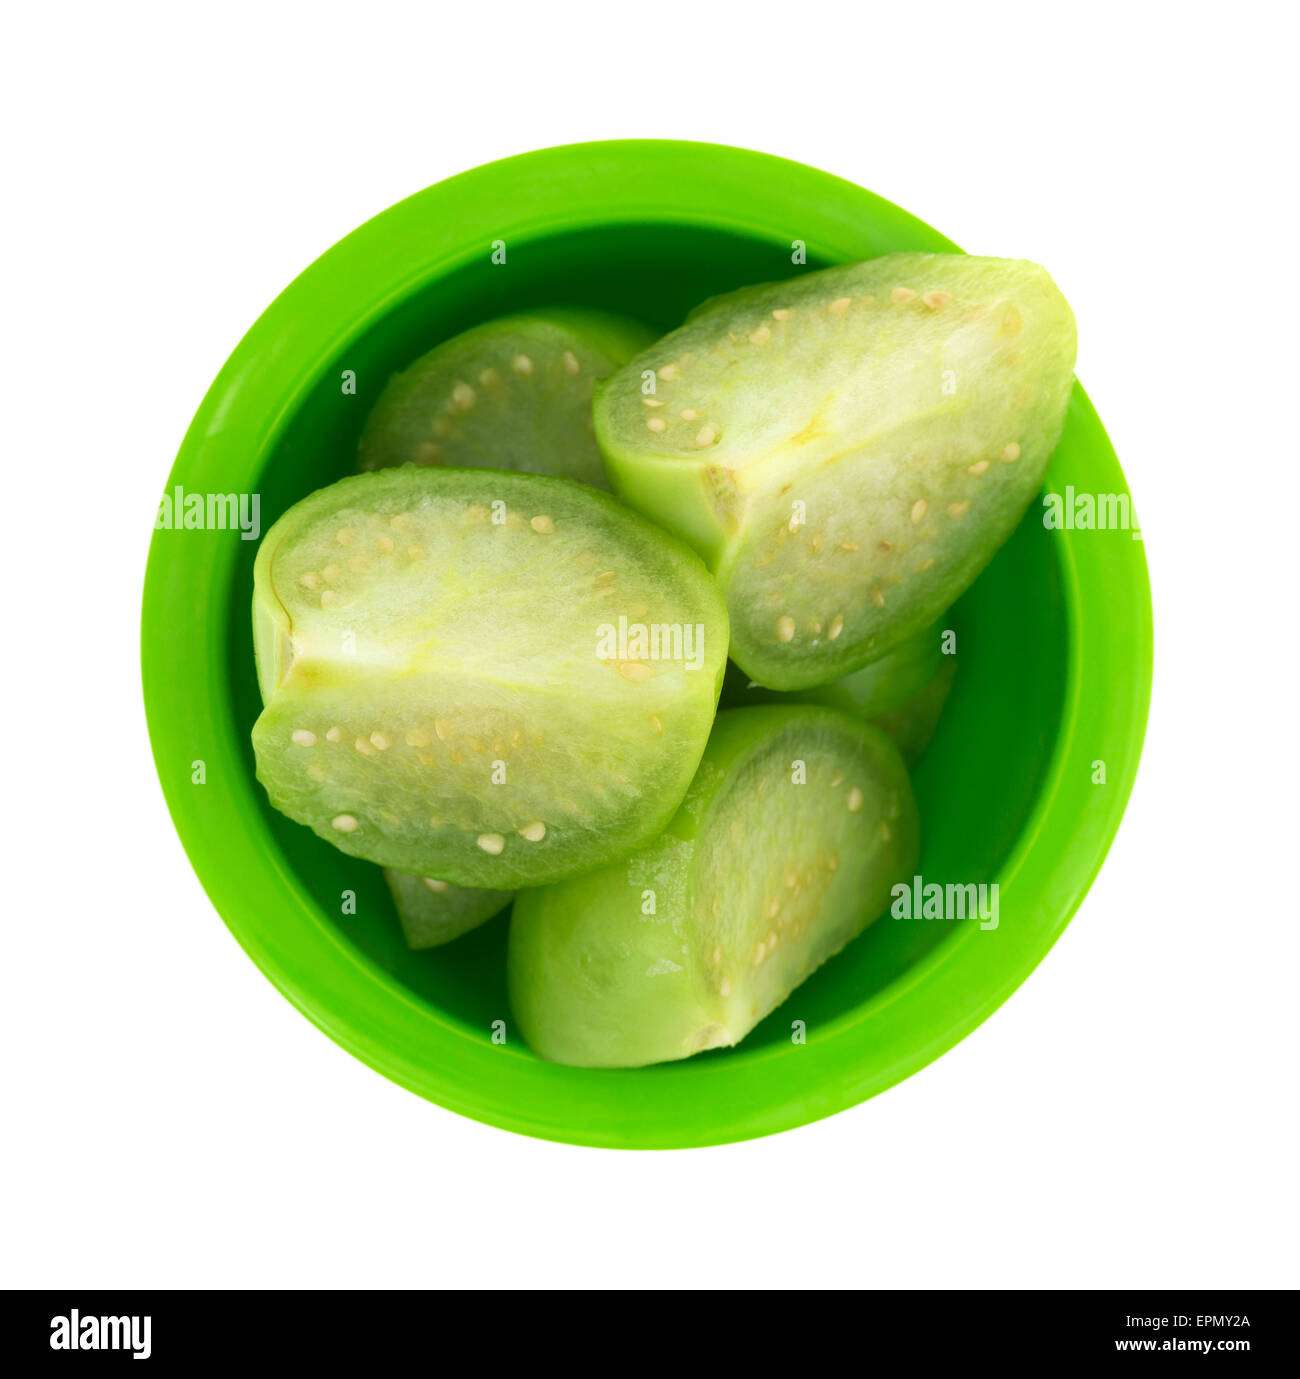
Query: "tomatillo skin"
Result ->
[[508, 705, 919, 1068], [251, 468, 729, 887], [868, 660, 957, 767], [593, 253, 1076, 690]]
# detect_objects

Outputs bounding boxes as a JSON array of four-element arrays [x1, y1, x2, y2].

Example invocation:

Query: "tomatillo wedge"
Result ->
[[508, 705, 919, 1068], [722, 619, 957, 765], [251, 468, 729, 886], [868, 660, 957, 767], [383, 871, 513, 950], [358, 310, 653, 938], [593, 253, 1076, 689], [359, 309, 655, 486]]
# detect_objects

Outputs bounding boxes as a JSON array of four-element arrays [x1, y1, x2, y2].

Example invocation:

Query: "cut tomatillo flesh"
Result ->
[[383, 870, 513, 950], [593, 253, 1077, 689], [508, 705, 919, 1068], [251, 469, 729, 887], [722, 619, 956, 765], [358, 309, 656, 486]]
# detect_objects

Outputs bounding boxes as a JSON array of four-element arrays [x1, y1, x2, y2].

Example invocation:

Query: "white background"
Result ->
[[4, 3, 1295, 1290]]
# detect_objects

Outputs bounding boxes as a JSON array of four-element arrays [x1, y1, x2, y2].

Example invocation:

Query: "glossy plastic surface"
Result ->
[[142, 140, 1152, 1148]]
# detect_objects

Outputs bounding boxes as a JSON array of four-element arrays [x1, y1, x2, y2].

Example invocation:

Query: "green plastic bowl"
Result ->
[[142, 140, 1152, 1148]]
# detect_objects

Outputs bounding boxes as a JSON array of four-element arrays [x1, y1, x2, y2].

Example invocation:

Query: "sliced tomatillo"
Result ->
[[724, 618, 945, 716], [358, 309, 656, 486], [508, 705, 919, 1068], [383, 870, 513, 950], [722, 619, 957, 765], [593, 253, 1076, 689], [358, 309, 654, 933], [252, 468, 729, 887], [869, 659, 956, 767]]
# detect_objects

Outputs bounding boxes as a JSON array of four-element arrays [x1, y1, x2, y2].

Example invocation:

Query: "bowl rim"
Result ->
[[141, 139, 1153, 1149]]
